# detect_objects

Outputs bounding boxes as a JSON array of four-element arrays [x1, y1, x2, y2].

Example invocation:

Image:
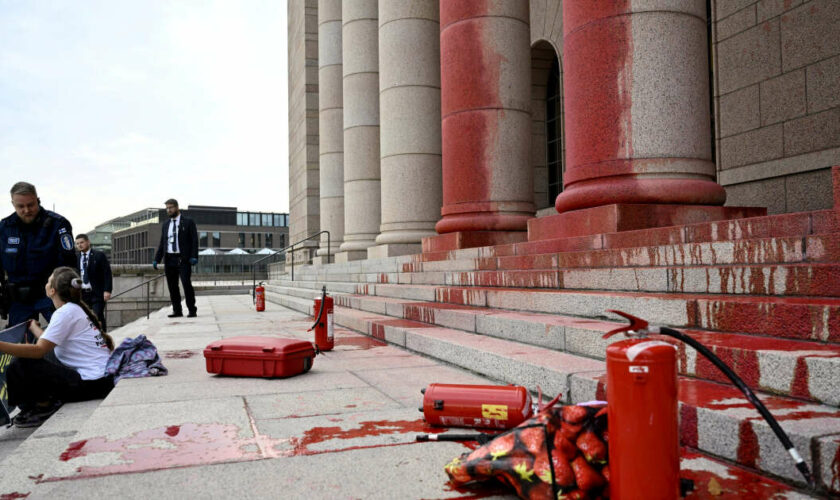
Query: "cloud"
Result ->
[[0, 0, 289, 234]]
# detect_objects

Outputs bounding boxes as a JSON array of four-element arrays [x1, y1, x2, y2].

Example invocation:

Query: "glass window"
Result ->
[[250, 233, 256, 248], [262, 213, 272, 226], [238, 232, 245, 247], [249, 213, 259, 226], [199, 232, 208, 247], [265, 233, 273, 248], [257, 233, 262, 247], [212, 232, 220, 247], [237, 213, 247, 226], [273, 214, 282, 227], [546, 55, 563, 207]]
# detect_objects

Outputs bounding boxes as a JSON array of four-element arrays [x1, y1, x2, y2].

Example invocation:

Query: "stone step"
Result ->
[[264, 286, 840, 495], [267, 283, 840, 406], [293, 259, 840, 298], [414, 209, 839, 263], [407, 233, 839, 272], [272, 280, 840, 343]]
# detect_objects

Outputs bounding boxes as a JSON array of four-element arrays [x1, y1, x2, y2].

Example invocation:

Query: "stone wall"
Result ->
[[714, 0, 840, 213], [287, 0, 320, 262]]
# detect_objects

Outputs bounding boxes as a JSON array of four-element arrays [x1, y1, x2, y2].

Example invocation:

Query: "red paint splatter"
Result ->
[[831, 441, 840, 492], [59, 440, 88, 462], [790, 357, 811, 399], [334, 336, 386, 350], [736, 420, 759, 468], [0, 493, 30, 499], [681, 449, 803, 499], [680, 405, 698, 448], [164, 350, 195, 359], [289, 419, 439, 456], [165, 425, 180, 437]]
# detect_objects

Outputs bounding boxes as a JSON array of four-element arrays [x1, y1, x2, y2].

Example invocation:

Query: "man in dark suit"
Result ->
[[75, 233, 113, 331], [153, 199, 199, 318]]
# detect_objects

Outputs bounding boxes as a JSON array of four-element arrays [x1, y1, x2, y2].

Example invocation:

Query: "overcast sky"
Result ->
[[0, 0, 289, 234]]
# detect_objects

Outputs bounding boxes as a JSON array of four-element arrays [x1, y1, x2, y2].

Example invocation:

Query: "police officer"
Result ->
[[0, 182, 77, 327]]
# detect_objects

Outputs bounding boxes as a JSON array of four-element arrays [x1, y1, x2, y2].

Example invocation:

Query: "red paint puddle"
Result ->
[[47, 423, 284, 482], [681, 450, 802, 499], [334, 336, 386, 350], [0, 493, 30, 499], [288, 419, 441, 456], [164, 350, 196, 359]]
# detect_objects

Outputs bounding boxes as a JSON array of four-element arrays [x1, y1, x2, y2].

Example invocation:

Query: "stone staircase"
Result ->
[[265, 191, 840, 497]]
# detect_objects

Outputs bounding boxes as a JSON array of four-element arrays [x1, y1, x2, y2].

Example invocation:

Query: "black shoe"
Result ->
[[168, 312, 183, 318], [187, 312, 197, 317], [13, 400, 62, 428]]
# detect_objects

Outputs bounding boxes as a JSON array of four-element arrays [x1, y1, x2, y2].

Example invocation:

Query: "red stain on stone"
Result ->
[[49, 423, 283, 481], [334, 336, 386, 350], [288, 419, 438, 457], [790, 357, 812, 399], [681, 449, 802, 499], [679, 405, 698, 448], [59, 440, 88, 462], [831, 441, 840, 492], [736, 420, 759, 468], [0, 493, 30, 499], [164, 350, 195, 359]]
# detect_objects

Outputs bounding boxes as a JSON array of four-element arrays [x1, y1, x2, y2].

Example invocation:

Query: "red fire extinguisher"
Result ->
[[606, 337, 679, 499], [308, 286, 334, 351], [604, 310, 815, 498], [420, 383, 534, 430], [255, 282, 265, 312]]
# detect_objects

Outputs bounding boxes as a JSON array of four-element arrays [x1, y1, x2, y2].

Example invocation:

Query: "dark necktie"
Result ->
[[172, 220, 178, 253], [82, 253, 90, 284]]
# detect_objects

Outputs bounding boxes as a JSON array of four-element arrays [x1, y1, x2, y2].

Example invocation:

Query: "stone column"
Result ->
[[369, 0, 441, 258], [433, 0, 534, 241], [555, 1, 725, 213], [337, 0, 380, 261], [315, 0, 344, 263]]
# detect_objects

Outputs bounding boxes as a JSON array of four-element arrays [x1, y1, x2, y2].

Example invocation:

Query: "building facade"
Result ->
[[287, 0, 840, 262], [110, 206, 289, 264]]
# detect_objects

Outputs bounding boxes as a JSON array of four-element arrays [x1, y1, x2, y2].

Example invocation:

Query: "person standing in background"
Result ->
[[152, 199, 198, 318], [75, 234, 112, 332]]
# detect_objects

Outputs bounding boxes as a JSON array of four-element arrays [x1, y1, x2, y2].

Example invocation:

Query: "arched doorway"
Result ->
[[530, 41, 564, 212]]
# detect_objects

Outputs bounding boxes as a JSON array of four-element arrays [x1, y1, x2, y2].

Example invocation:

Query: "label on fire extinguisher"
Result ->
[[481, 404, 509, 420], [629, 366, 649, 373], [327, 313, 334, 340]]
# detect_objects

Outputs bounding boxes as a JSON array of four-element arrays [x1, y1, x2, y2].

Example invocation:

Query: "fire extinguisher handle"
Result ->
[[308, 286, 327, 331], [658, 326, 815, 487]]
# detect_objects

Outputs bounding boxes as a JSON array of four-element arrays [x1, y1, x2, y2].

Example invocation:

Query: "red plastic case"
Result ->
[[204, 336, 316, 378]]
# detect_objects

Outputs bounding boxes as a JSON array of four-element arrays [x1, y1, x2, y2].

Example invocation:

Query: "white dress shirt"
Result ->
[[167, 215, 181, 254]]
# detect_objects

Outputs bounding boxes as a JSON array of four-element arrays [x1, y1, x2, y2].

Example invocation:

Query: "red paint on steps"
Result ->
[[790, 357, 812, 399], [681, 449, 805, 499], [334, 336, 386, 350], [736, 420, 759, 468], [680, 405, 699, 448], [288, 419, 438, 456], [164, 425, 180, 437]]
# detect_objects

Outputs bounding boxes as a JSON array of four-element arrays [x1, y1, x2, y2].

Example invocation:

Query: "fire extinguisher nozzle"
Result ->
[[418, 407, 423, 412], [420, 388, 426, 394]]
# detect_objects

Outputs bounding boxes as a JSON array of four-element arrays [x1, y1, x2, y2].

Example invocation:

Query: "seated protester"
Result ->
[[0, 266, 115, 428]]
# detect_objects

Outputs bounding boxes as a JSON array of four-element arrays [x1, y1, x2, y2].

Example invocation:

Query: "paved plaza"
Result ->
[[0, 295, 508, 499]]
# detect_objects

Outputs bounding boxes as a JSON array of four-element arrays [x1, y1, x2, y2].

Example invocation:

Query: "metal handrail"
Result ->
[[109, 273, 167, 320], [251, 230, 330, 302]]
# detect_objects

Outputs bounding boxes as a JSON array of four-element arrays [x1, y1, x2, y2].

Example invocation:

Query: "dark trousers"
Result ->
[[6, 357, 114, 409], [82, 291, 107, 332], [8, 296, 54, 328], [164, 253, 196, 315]]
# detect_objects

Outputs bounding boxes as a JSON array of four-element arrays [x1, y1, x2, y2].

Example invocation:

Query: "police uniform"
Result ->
[[0, 208, 77, 326]]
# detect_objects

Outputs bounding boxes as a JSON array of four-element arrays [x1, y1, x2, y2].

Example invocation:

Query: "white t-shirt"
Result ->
[[42, 303, 111, 380]]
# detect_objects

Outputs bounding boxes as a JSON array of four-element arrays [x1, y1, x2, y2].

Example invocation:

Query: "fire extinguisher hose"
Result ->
[[657, 326, 814, 487], [307, 286, 327, 332]]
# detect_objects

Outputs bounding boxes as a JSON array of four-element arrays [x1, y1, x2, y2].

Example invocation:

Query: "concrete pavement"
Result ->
[[0, 295, 508, 499]]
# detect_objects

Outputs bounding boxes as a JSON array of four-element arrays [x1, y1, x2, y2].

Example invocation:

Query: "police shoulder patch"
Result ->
[[7, 236, 19, 244], [60, 233, 74, 250], [58, 227, 68, 234]]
